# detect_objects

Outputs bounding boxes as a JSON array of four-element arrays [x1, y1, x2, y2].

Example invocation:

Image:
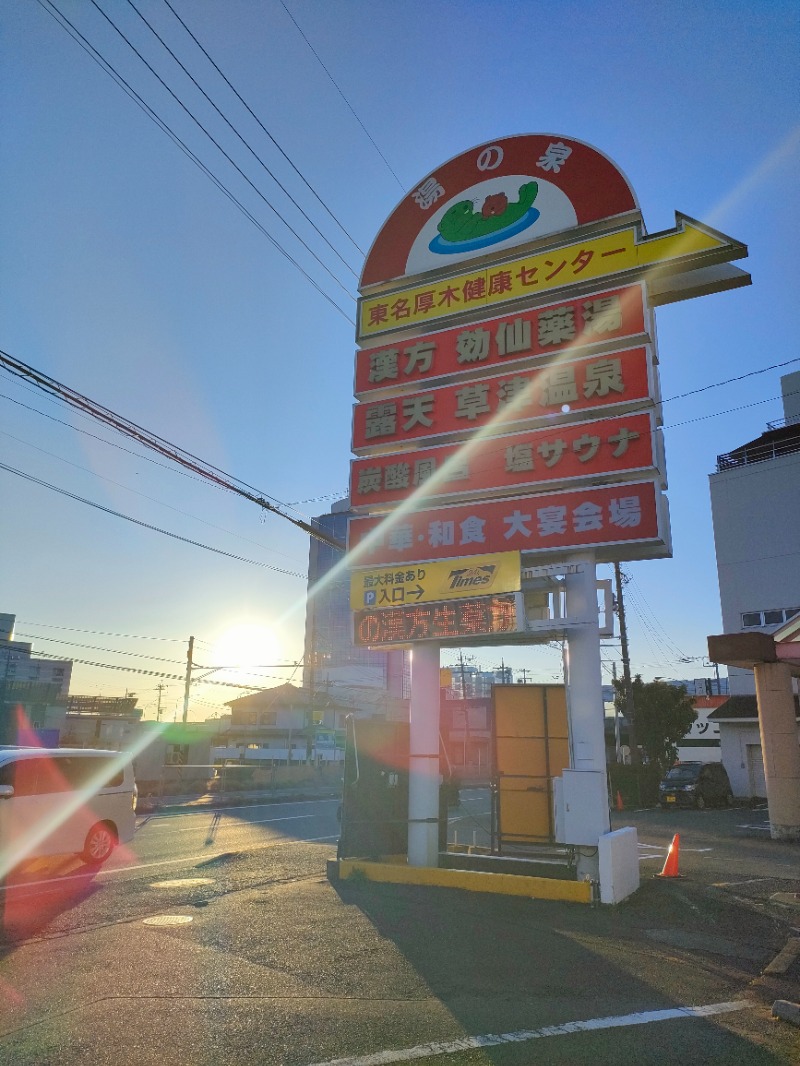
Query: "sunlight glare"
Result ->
[[210, 623, 281, 671]]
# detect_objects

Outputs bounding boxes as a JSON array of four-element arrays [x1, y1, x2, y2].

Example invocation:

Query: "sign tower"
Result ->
[[348, 134, 749, 881]]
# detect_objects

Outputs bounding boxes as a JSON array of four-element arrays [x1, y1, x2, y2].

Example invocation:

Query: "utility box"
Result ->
[[553, 769, 610, 845], [337, 717, 409, 861]]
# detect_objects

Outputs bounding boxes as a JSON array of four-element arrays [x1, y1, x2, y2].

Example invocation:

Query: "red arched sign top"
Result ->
[[360, 134, 639, 289]]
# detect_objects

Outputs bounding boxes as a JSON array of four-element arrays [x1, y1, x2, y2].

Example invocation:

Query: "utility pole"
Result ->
[[611, 662, 622, 763], [182, 636, 194, 724], [613, 563, 641, 766], [156, 683, 165, 722], [458, 651, 471, 773]]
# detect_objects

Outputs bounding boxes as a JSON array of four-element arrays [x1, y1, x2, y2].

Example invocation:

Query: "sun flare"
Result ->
[[209, 623, 282, 672]]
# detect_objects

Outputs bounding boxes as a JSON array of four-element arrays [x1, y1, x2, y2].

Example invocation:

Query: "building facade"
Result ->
[[304, 500, 409, 718], [0, 612, 73, 743], [709, 371, 800, 696]]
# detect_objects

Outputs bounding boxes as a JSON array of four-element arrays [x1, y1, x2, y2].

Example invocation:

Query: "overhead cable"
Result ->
[[1, 423, 304, 565], [0, 349, 345, 550], [30, 650, 267, 690], [122, 0, 360, 278], [87, 0, 355, 295], [0, 459, 307, 576], [16, 621, 187, 642], [159, 0, 365, 256], [278, 0, 405, 190], [35, 0, 354, 323]]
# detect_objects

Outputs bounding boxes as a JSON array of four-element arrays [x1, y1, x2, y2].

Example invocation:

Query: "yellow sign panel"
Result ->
[[350, 551, 520, 611], [358, 215, 741, 340]]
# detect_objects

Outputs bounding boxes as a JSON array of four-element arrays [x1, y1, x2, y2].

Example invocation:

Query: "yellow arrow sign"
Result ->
[[358, 213, 747, 341]]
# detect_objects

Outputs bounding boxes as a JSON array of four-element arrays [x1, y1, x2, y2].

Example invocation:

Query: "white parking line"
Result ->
[[307, 1000, 754, 1066], [736, 823, 770, 831]]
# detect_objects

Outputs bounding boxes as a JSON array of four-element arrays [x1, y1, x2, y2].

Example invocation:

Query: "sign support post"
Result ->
[[563, 552, 611, 884], [408, 641, 441, 867]]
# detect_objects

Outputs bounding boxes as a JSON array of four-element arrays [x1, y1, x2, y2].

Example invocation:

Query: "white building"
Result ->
[[709, 372, 800, 696], [708, 372, 800, 802]]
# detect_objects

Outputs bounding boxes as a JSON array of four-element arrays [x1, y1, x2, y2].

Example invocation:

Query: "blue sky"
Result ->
[[2, 0, 798, 717]]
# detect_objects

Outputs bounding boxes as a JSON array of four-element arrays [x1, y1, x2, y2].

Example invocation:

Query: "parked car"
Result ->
[[659, 761, 734, 810], [0, 747, 137, 872]]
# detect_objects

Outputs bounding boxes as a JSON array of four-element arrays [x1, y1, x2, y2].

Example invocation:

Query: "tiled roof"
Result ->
[[707, 694, 800, 720]]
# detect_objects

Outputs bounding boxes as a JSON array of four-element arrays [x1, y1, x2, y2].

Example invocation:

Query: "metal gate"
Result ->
[[492, 684, 570, 847]]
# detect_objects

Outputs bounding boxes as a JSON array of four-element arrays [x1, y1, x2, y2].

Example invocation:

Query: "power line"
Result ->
[[663, 392, 799, 431], [0, 349, 345, 550], [0, 459, 308, 576], [159, 0, 365, 255], [15, 630, 303, 677], [35, 0, 354, 324], [122, 0, 360, 279], [0, 423, 306, 566], [658, 356, 800, 408], [0, 387, 219, 490], [30, 649, 266, 690], [87, 0, 355, 296], [278, 0, 405, 190], [16, 622, 187, 642], [15, 632, 188, 666]]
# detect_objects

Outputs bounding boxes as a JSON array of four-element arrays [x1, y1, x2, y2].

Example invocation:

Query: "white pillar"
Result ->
[[564, 553, 608, 774], [563, 553, 610, 883], [408, 642, 441, 867]]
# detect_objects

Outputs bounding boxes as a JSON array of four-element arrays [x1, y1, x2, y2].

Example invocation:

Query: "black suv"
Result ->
[[659, 761, 734, 809]]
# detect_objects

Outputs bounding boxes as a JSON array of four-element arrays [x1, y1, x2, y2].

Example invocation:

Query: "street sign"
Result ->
[[349, 551, 521, 610], [353, 593, 523, 648], [347, 480, 669, 567], [357, 214, 747, 341], [354, 282, 649, 397]]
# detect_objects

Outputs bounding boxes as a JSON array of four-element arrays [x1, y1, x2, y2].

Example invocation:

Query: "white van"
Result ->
[[0, 747, 137, 873]]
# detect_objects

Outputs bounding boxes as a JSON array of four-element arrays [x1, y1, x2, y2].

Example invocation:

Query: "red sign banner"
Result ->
[[347, 481, 664, 567], [354, 284, 647, 398], [352, 345, 653, 455], [360, 134, 638, 287], [350, 412, 658, 511]]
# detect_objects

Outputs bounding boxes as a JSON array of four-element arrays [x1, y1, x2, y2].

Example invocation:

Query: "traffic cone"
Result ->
[[615, 790, 625, 811], [657, 833, 682, 878]]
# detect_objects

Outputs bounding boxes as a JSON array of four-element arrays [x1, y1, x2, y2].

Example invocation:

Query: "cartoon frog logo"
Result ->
[[429, 181, 540, 255]]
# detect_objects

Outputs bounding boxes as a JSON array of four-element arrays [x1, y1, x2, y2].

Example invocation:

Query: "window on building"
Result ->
[[742, 607, 799, 629]]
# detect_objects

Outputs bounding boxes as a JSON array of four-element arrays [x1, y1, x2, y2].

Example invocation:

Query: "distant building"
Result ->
[[303, 500, 409, 718], [0, 612, 73, 743], [707, 694, 800, 800], [440, 695, 492, 781], [709, 371, 800, 696], [61, 695, 143, 751], [216, 682, 351, 763], [0, 612, 72, 696]]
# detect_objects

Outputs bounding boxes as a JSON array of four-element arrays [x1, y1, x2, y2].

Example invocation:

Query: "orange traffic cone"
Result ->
[[615, 790, 625, 811], [657, 833, 682, 878]]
